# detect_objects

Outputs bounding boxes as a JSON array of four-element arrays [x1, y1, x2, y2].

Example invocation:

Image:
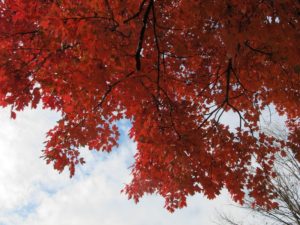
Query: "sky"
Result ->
[[0, 106, 274, 225]]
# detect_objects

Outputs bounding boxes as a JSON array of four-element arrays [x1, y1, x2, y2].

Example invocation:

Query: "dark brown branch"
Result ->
[[123, 0, 147, 24], [244, 41, 273, 57], [197, 60, 250, 130], [225, 59, 232, 103], [197, 101, 226, 129], [63, 16, 111, 21], [95, 71, 135, 109], [13, 30, 39, 35], [1, 30, 40, 38], [135, 0, 153, 71]]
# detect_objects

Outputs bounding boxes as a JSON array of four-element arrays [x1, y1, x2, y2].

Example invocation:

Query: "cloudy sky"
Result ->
[[0, 107, 272, 225]]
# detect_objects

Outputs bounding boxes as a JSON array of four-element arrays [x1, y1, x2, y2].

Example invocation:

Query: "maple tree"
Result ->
[[0, 0, 299, 212]]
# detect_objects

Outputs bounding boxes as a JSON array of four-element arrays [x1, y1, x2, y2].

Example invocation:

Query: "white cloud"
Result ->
[[0, 107, 250, 225]]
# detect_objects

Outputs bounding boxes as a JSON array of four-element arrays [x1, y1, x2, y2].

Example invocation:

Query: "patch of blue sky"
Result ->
[[2, 201, 38, 221], [34, 181, 58, 197], [73, 119, 134, 178], [116, 119, 132, 145]]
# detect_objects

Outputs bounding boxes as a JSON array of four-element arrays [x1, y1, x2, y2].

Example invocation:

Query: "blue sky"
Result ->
[[0, 106, 276, 225]]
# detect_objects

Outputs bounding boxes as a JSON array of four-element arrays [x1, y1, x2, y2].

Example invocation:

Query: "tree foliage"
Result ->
[[217, 127, 300, 225], [0, 0, 299, 211]]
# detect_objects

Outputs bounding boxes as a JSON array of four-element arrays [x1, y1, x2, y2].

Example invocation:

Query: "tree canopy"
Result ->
[[0, 0, 299, 211]]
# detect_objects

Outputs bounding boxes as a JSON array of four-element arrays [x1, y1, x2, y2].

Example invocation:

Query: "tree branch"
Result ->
[[135, 0, 153, 71], [123, 0, 147, 24]]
